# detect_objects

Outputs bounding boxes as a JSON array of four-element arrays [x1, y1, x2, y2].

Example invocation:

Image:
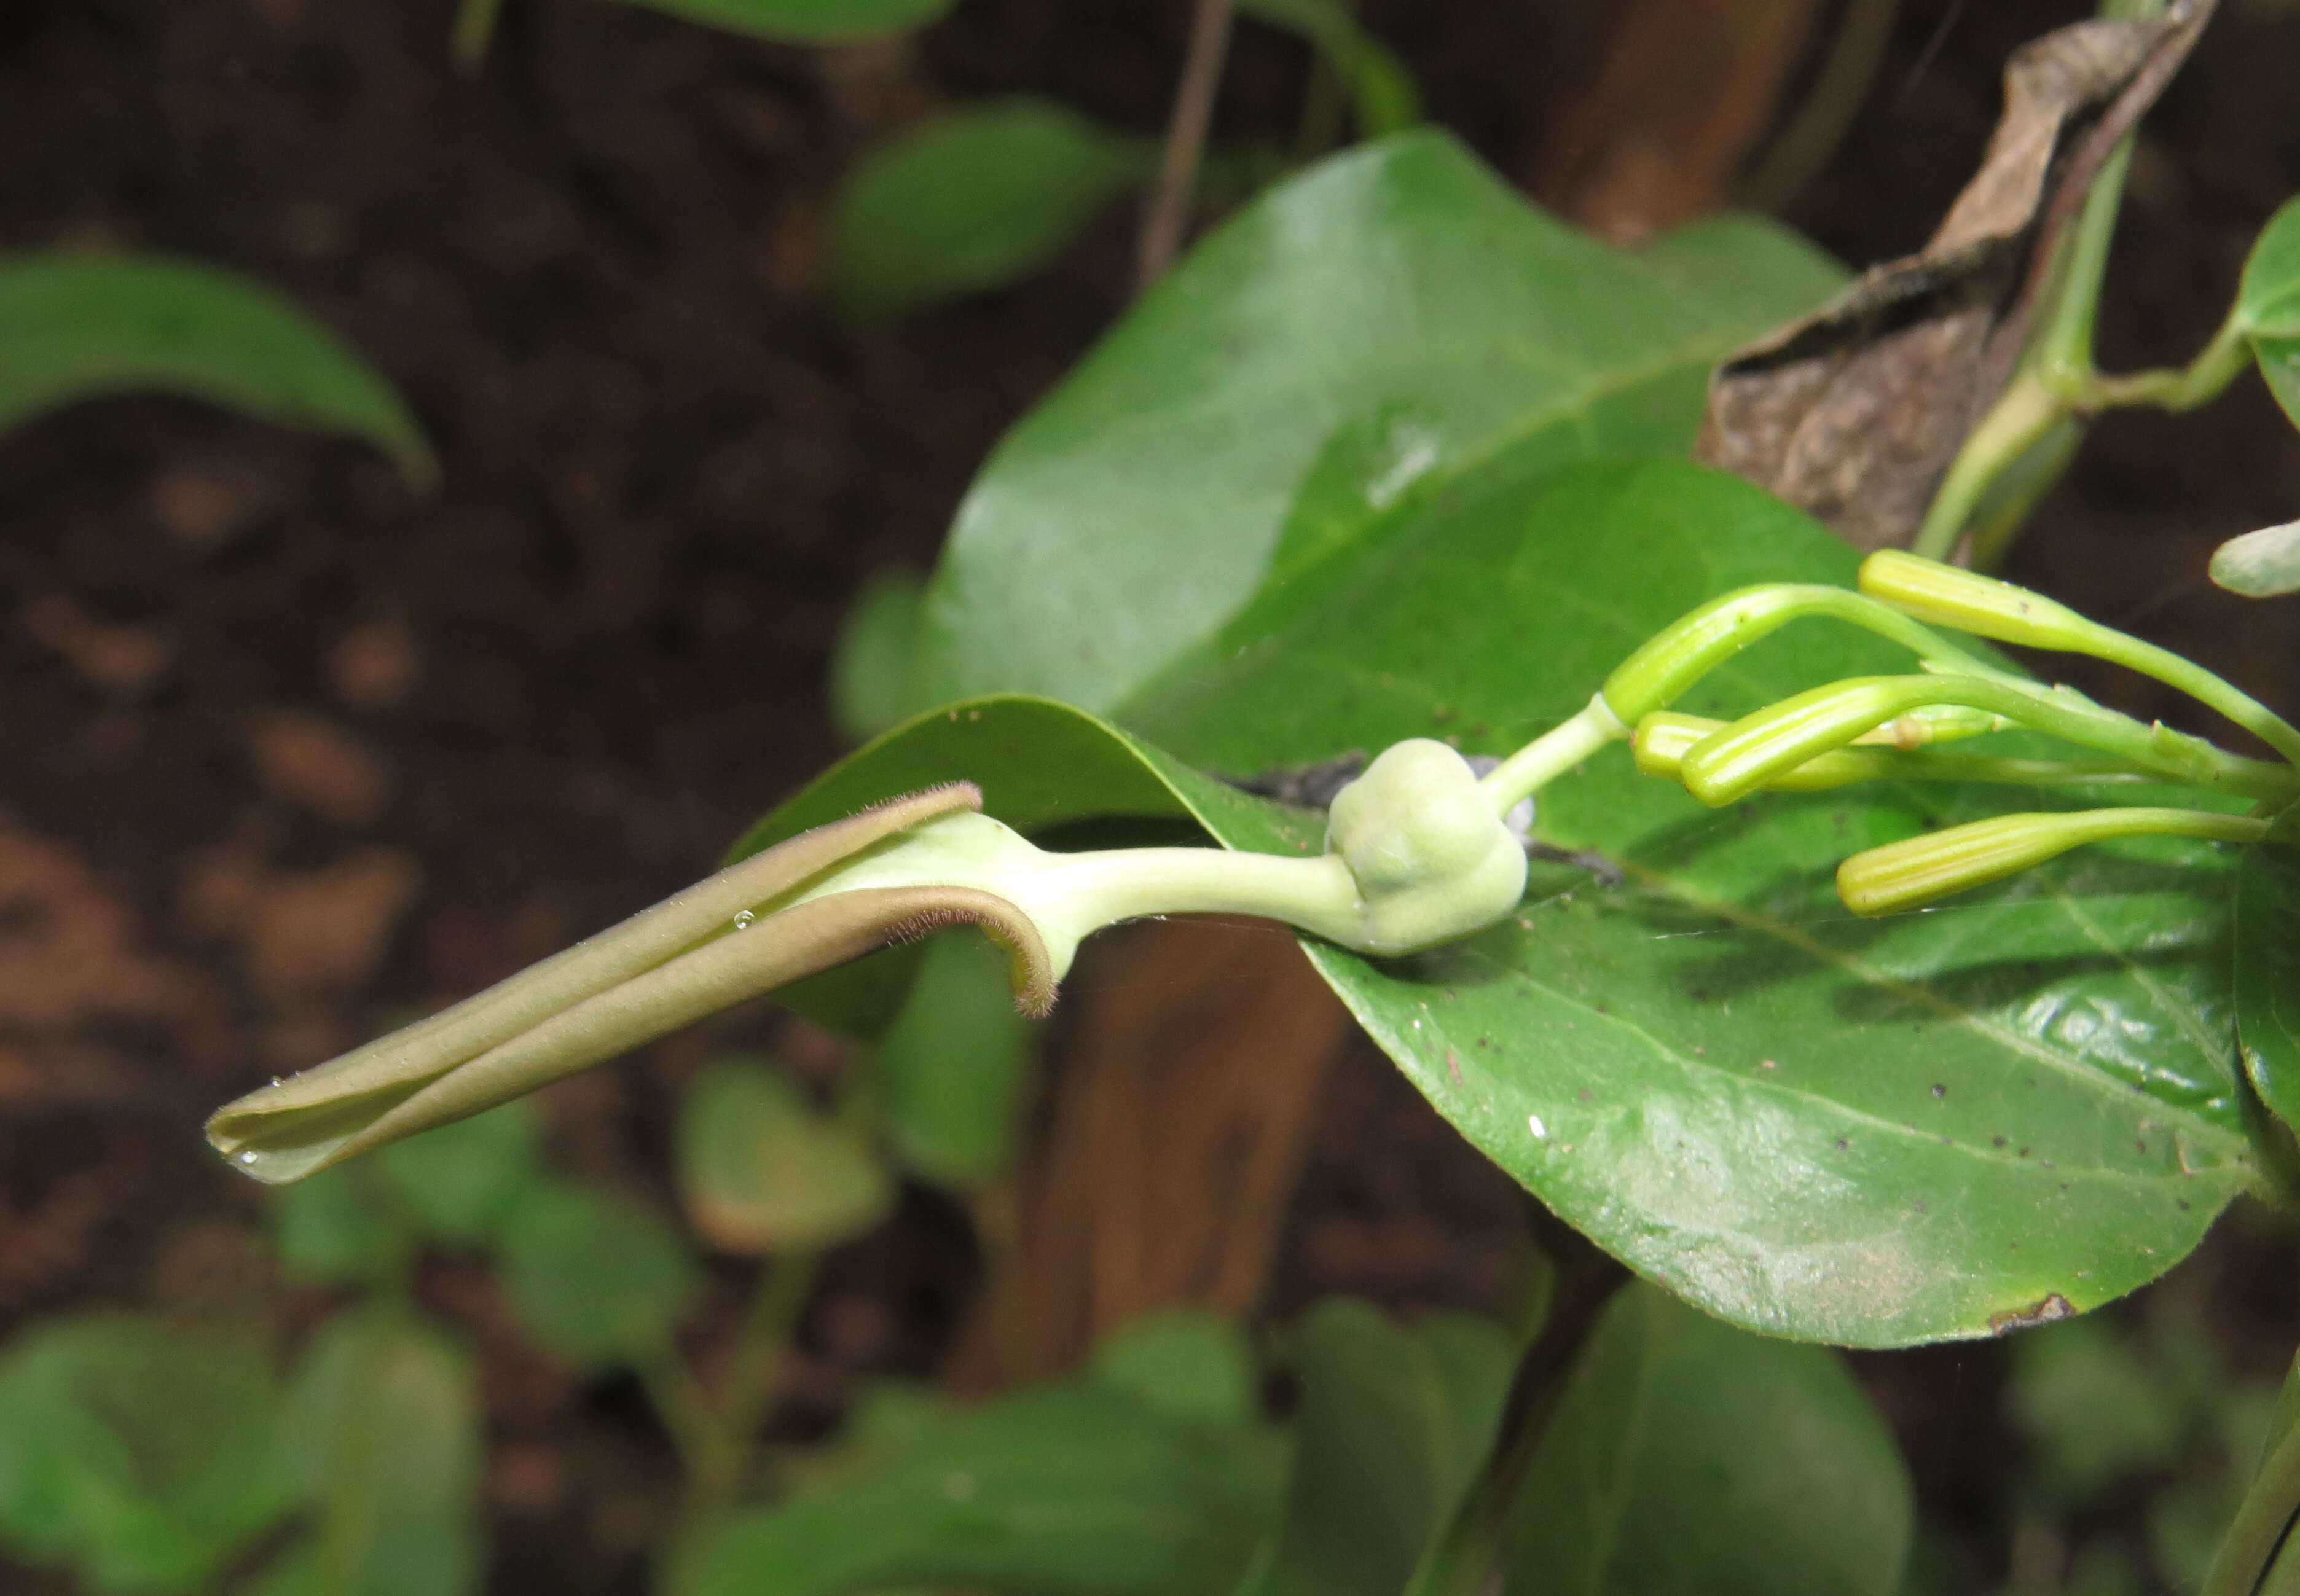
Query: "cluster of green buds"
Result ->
[[208, 552, 2297, 1183], [1603, 551, 2295, 915]]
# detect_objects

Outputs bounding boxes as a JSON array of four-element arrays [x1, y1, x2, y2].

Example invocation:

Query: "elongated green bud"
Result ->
[[1858, 550, 2097, 651], [1598, 582, 1990, 725], [1636, 712, 2151, 797], [1636, 713, 1883, 791], [1839, 807, 2268, 916], [1866, 550, 2300, 769]]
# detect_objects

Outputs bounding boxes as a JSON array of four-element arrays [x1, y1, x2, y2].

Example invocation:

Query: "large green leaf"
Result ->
[[1242, 1300, 1515, 1596], [919, 129, 1843, 713], [677, 1377, 1283, 1596], [834, 101, 1152, 321], [2237, 196, 2300, 433], [611, 0, 949, 42], [1501, 1282, 1910, 1596], [0, 1316, 292, 1594], [0, 254, 431, 482], [739, 458, 2256, 1346], [260, 1312, 482, 1596], [2235, 807, 2300, 1133]]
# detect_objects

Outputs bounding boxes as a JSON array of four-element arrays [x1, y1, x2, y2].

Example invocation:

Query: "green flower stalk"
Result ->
[[210, 740, 1527, 1183], [1837, 807, 2269, 917]]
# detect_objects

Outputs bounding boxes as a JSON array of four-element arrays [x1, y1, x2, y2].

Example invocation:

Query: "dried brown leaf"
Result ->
[[1697, 6, 2212, 549]]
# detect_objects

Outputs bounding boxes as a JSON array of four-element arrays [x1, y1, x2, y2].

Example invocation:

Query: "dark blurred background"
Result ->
[[3, 1, 2299, 1590]]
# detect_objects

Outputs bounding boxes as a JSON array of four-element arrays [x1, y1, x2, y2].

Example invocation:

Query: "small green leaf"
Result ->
[[0, 253, 433, 483], [261, 1311, 483, 1596], [831, 572, 932, 743], [1089, 1310, 1259, 1431], [1244, 1301, 1515, 1596], [498, 1179, 701, 1366], [1502, 1283, 1912, 1596], [0, 1316, 292, 1594], [923, 130, 1844, 711], [873, 928, 1035, 1186], [270, 1160, 411, 1287], [1238, 0, 1418, 136], [2237, 197, 2300, 432], [677, 1057, 895, 1253], [2212, 520, 2300, 598], [376, 1099, 546, 1247], [2237, 807, 2300, 1134], [678, 1381, 1283, 1596], [834, 101, 1153, 321], [608, 0, 949, 42]]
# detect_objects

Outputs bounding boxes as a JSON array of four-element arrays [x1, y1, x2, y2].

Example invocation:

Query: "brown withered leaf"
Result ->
[[1697, 4, 2213, 550]]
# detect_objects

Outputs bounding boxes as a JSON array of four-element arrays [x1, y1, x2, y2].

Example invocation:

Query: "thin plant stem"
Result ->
[[451, 0, 503, 72], [1734, 0, 1902, 213], [2201, 1420, 2300, 1596], [1138, 0, 1238, 290], [688, 1248, 822, 1525], [1481, 698, 1628, 818]]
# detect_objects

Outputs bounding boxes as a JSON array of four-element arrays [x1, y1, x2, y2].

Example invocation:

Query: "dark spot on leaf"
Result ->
[[1834, 1137, 1850, 1152], [2135, 1139, 2147, 1154], [2019, 1148, 2031, 1157], [1912, 1200, 1928, 1215], [2177, 1199, 2191, 1211], [1989, 1294, 2075, 1336], [1690, 987, 1708, 1001], [1577, 1088, 1592, 1101], [1992, 1136, 2008, 1149], [1931, 1084, 1946, 1099]]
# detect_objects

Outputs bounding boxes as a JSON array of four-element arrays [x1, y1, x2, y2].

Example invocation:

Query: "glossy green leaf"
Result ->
[[834, 101, 1152, 321], [740, 458, 2257, 1346], [2236, 807, 2300, 1133], [377, 1099, 546, 1247], [0, 254, 432, 482], [1088, 1310, 1259, 1431], [677, 1056, 895, 1252], [1243, 1300, 1515, 1596], [260, 1312, 482, 1596], [831, 572, 933, 742], [2208, 520, 2300, 598], [610, 0, 949, 42], [498, 1178, 701, 1366], [2237, 197, 2300, 432], [270, 1160, 411, 1287], [920, 129, 1843, 711], [677, 1380, 1284, 1596], [1238, 0, 1418, 136], [1502, 1282, 1911, 1596], [0, 1316, 292, 1593], [873, 928, 1035, 1186]]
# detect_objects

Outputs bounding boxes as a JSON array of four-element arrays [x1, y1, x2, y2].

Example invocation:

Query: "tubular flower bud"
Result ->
[[1836, 807, 2267, 917], [1858, 550, 2098, 652], [1598, 582, 1991, 726]]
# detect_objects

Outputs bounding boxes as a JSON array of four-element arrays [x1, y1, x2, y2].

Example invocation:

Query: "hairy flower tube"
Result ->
[[210, 740, 1526, 1182]]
